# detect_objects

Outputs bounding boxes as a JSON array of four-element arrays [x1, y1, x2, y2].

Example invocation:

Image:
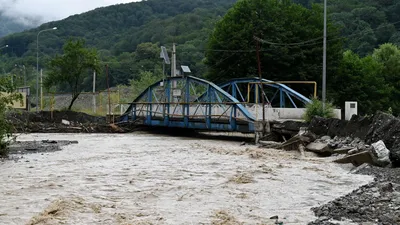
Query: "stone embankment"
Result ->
[[261, 111, 400, 225]]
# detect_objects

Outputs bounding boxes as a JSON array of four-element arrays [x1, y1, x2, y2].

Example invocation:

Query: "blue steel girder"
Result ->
[[218, 77, 311, 108], [121, 76, 256, 132]]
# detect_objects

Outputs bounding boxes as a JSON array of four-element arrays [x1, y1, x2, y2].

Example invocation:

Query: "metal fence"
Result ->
[[38, 89, 131, 116]]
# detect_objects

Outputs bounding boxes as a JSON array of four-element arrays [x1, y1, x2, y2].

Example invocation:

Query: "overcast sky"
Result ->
[[0, 0, 140, 25]]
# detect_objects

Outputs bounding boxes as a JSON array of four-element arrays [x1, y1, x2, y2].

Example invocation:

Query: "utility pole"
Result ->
[[255, 38, 269, 136], [322, 0, 327, 109], [40, 69, 43, 111], [162, 61, 165, 77], [106, 65, 111, 117], [172, 43, 177, 88], [256, 40, 265, 124], [36, 27, 57, 112], [93, 70, 96, 113], [23, 65, 26, 86], [171, 43, 176, 78], [14, 64, 17, 87], [171, 43, 177, 102]]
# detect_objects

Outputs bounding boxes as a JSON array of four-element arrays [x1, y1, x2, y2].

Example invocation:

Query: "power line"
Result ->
[[204, 20, 400, 53], [254, 36, 323, 46]]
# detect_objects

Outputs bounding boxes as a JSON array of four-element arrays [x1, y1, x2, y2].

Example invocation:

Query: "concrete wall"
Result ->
[[246, 105, 342, 121]]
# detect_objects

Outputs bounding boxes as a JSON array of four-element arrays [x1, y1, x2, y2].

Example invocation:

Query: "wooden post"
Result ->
[[93, 71, 96, 113]]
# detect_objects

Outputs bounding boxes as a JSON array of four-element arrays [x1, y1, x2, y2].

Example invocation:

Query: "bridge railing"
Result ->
[[130, 102, 251, 122], [119, 76, 258, 132]]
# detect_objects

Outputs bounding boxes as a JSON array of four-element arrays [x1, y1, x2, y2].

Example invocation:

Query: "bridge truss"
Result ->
[[120, 76, 313, 133]]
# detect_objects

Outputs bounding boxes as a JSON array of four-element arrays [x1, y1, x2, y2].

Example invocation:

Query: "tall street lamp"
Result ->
[[36, 27, 57, 112], [322, 0, 327, 109], [0, 45, 9, 82], [0, 45, 8, 50]]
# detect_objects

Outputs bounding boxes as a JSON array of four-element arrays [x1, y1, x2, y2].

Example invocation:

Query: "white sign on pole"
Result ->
[[173, 89, 181, 97]]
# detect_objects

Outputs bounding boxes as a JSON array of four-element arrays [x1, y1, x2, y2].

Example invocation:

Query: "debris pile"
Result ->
[[260, 114, 399, 168], [7, 140, 79, 157], [306, 111, 400, 167], [313, 136, 392, 168], [280, 111, 400, 224], [6, 111, 139, 133], [260, 130, 396, 168]]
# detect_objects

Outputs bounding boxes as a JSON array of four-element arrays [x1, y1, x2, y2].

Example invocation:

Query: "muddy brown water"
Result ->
[[0, 133, 373, 225]]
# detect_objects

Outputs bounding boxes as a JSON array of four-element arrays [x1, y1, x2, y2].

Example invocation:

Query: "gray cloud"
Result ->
[[0, 0, 138, 26]]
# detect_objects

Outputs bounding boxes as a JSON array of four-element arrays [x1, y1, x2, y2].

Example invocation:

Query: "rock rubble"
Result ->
[[309, 166, 400, 225], [308, 112, 400, 167]]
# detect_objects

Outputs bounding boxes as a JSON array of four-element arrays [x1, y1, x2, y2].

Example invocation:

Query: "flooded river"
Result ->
[[0, 133, 373, 225]]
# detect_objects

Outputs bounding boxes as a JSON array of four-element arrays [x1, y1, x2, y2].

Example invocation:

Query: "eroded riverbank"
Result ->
[[0, 133, 373, 225]]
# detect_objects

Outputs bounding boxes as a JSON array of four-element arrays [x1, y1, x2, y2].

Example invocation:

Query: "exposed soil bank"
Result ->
[[6, 111, 139, 133]]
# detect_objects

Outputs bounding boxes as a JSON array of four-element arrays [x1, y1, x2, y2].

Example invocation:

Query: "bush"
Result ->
[[0, 138, 9, 157], [303, 98, 335, 122], [0, 77, 23, 157]]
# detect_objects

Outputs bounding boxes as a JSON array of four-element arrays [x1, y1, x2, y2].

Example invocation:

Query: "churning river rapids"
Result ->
[[0, 133, 373, 225]]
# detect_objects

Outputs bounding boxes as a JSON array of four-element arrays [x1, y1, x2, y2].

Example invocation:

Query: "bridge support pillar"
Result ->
[[132, 104, 137, 121], [230, 106, 237, 131], [254, 120, 271, 144]]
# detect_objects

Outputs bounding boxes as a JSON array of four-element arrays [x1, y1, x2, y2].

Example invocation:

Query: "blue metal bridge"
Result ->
[[119, 76, 312, 133]]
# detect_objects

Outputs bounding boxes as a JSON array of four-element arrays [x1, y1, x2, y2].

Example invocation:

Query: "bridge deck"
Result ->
[[120, 76, 311, 133], [126, 115, 254, 133]]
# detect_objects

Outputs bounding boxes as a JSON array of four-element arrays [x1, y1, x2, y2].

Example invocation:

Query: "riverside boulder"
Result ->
[[306, 142, 332, 155], [371, 141, 391, 167], [308, 112, 400, 167]]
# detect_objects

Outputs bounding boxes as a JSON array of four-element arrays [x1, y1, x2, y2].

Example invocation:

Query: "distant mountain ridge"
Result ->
[[0, 15, 34, 37], [0, 0, 236, 56], [0, 0, 237, 89], [0, 0, 399, 89]]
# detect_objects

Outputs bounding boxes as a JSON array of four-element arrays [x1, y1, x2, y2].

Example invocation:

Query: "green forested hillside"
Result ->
[[295, 0, 400, 56], [0, 0, 236, 92], [0, 0, 400, 110]]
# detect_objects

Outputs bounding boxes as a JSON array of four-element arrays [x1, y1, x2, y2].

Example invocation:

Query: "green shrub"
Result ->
[[303, 98, 335, 122], [0, 77, 23, 157], [0, 137, 10, 157], [387, 107, 393, 115]]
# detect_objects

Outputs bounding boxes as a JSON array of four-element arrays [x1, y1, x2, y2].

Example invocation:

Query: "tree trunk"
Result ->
[[68, 93, 80, 110]]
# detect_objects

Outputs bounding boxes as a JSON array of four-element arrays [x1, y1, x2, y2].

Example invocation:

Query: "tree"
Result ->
[[1, 0, 237, 94], [345, 20, 377, 56], [205, 0, 343, 86], [372, 43, 400, 114], [0, 76, 22, 157], [330, 50, 391, 115], [129, 70, 164, 99], [3, 0, 400, 94], [44, 39, 100, 110]]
